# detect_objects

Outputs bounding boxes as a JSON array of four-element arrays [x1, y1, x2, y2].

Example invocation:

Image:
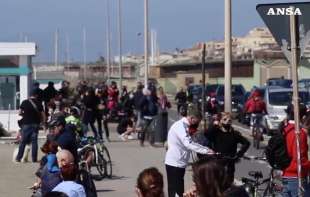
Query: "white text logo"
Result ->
[[267, 7, 302, 16]]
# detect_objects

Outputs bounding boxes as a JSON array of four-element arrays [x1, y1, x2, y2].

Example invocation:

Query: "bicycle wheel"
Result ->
[[78, 169, 98, 197], [256, 130, 261, 150], [100, 144, 112, 178], [95, 152, 105, 179], [253, 130, 258, 148], [253, 128, 260, 149], [263, 182, 280, 197]]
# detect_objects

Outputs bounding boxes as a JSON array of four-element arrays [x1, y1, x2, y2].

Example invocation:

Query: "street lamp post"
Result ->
[[144, 0, 149, 89], [118, 0, 123, 89], [106, 0, 111, 82], [83, 27, 87, 80], [224, 0, 232, 113]]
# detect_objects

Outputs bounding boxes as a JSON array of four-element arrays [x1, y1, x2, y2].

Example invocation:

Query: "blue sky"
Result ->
[[0, 0, 305, 62]]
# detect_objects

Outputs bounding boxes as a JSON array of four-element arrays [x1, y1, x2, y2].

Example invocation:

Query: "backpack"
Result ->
[[265, 126, 291, 170]]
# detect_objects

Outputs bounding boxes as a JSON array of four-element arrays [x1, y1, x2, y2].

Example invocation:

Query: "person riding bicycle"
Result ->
[[49, 115, 78, 163], [244, 90, 267, 134], [206, 112, 250, 185], [175, 87, 187, 114], [65, 106, 83, 139]]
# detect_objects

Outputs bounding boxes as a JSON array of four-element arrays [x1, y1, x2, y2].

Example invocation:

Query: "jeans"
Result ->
[[96, 117, 109, 140], [282, 178, 309, 197], [139, 118, 154, 145], [16, 124, 39, 162], [166, 165, 186, 197]]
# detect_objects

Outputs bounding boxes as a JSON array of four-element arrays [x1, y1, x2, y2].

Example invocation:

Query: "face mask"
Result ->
[[188, 123, 199, 135], [222, 124, 231, 130]]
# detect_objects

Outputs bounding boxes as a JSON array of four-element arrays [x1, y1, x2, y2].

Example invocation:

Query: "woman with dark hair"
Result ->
[[184, 159, 248, 197], [136, 167, 164, 197], [82, 88, 100, 139]]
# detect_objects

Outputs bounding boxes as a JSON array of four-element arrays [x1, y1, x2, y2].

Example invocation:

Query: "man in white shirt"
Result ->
[[165, 107, 214, 197]]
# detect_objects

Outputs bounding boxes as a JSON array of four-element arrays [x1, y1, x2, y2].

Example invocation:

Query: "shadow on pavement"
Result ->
[[96, 189, 115, 193]]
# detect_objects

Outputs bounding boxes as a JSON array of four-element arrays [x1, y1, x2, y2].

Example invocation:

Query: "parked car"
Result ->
[[263, 86, 310, 134], [187, 84, 219, 104], [299, 78, 310, 94], [187, 84, 203, 104], [266, 78, 292, 88], [215, 84, 246, 114], [205, 84, 219, 97]]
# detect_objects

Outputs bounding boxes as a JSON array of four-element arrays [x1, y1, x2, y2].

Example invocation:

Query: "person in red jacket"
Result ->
[[281, 109, 310, 197], [244, 90, 267, 114], [244, 90, 267, 134], [107, 81, 119, 111]]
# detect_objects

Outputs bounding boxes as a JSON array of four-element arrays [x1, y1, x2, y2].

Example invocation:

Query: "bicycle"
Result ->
[[78, 136, 112, 179], [242, 156, 283, 197], [251, 113, 264, 149], [78, 160, 98, 197]]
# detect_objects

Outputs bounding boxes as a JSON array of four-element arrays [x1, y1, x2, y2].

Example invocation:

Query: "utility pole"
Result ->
[[83, 26, 87, 80], [118, 0, 123, 89], [144, 0, 149, 89], [289, 6, 302, 197], [202, 44, 207, 131], [106, 0, 111, 82], [65, 33, 70, 66], [55, 28, 59, 69], [224, 0, 232, 113]]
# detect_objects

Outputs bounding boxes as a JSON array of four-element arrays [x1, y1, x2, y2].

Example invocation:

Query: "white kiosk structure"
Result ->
[[0, 43, 36, 132]]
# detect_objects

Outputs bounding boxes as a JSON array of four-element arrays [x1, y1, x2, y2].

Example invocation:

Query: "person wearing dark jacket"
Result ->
[[134, 83, 144, 128], [33, 82, 44, 104], [206, 112, 250, 185], [82, 88, 100, 139], [138, 88, 158, 146], [95, 88, 110, 141], [16, 89, 45, 163], [43, 82, 58, 104], [49, 115, 78, 162], [175, 88, 187, 114]]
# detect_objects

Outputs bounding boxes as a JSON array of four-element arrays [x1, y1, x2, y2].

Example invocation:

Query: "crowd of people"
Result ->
[[14, 79, 173, 197], [11, 80, 310, 197]]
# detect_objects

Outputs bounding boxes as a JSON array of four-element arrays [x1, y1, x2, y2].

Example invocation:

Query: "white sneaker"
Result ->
[[127, 135, 134, 140], [119, 134, 127, 141]]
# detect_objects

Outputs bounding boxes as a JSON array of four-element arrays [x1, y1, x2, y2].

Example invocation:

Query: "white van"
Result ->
[[263, 86, 309, 133]]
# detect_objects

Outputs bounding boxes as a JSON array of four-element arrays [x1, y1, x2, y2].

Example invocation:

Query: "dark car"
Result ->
[[206, 84, 219, 97], [187, 84, 219, 104], [266, 78, 292, 88], [187, 84, 203, 103], [215, 84, 246, 114]]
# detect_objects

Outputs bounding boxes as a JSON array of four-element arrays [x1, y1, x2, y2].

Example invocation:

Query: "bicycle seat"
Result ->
[[248, 171, 263, 179]]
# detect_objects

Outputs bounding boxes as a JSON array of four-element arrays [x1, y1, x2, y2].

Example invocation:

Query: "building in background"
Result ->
[[0, 43, 36, 132]]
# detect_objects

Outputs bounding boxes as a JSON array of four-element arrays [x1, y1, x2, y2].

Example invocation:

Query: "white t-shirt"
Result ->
[[53, 181, 86, 197], [165, 117, 212, 168]]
